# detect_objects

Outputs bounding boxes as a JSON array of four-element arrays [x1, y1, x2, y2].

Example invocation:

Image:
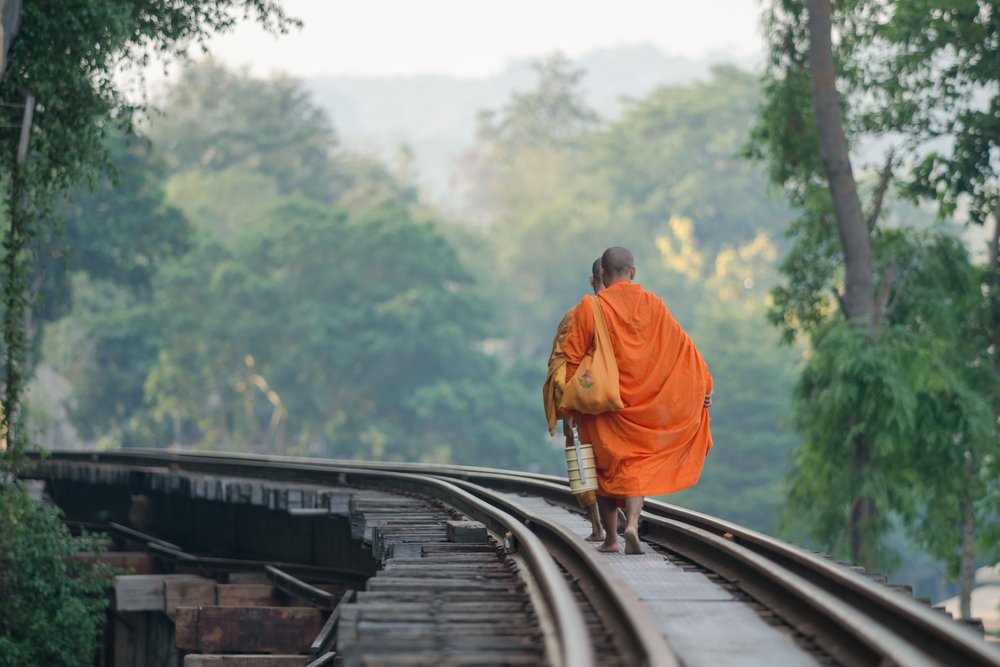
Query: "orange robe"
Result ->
[[542, 308, 575, 436], [563, 281, 713, 497]]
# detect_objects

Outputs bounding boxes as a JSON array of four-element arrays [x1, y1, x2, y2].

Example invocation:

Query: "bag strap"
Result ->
[[588, 295, 616, 368]]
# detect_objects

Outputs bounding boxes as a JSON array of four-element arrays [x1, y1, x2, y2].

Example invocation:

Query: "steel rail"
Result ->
[[443, 476, 678, 667], [421, 463, 1000, 667], [641, 515, 933, 666], [265, 565, 339, 610], [37, 450, 593, 667], [639, 499, 1000, 667], [288, 454, 1000, 666]]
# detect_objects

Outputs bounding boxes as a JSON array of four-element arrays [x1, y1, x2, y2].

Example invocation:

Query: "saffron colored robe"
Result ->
[[563, 281, 713, 497], [543, 305, 598, 509], [542, 308, 575, 436]]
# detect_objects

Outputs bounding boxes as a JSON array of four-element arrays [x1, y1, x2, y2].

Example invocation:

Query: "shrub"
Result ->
[[0, 483, 114, 666]]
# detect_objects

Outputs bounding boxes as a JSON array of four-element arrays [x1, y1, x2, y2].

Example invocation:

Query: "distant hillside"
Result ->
[[306, 44, 757, 209]]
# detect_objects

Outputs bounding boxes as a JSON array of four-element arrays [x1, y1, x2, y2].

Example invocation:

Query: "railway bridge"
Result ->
[[24, 450, 1000, 667]]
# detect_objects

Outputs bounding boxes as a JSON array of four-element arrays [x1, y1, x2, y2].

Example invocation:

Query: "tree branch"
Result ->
[[832, 285, 846, 316], [988, 197, 999, 288], [873, 258, 896, 325], [866, 150, 894, 233]]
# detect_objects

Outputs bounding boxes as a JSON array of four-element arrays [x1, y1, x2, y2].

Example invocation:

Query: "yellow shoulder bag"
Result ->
[[559, 295, 624, 414]]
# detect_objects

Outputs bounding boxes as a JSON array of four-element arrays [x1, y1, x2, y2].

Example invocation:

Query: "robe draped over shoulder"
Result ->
[[563, 281, 713, 497], [542, 307, 576, 436]]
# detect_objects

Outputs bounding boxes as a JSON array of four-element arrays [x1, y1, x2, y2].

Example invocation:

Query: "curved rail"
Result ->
[[640, 500, 1000, 667], [444, 476, 678, 667]]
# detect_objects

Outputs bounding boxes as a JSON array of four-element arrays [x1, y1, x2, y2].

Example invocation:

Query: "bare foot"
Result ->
[[623, 528, 643, 555], [596, 541, 621, 553], [585, 531, 605, 542]]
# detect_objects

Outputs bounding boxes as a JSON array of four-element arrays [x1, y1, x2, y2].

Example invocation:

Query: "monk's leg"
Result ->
[[623, 496, 644, 555], [576, 490, 603, 541], [596, 495, 620, 553], [584, 501, 604, 541]]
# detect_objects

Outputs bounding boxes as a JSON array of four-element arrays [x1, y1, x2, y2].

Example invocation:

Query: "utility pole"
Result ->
[[0, 0, 22, 83], [15, 89, 31, 163]]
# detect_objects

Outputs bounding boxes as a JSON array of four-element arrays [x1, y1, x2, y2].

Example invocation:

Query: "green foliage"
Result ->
[[850, 0, 1000, 227], [778, 226, 1000, 569], [467, 62, 793, 358], [475, 53, 598, 160], [594, 65, 791, 255], [63, 277, 164, 446], [34, 133, 190, 327], [0, 0, 297, 198], [149, 59, 353, 204], [753, 1, 1000, 577], [0, 484, 114, 666], [43, 63, 561, 473], [784, 321, 916, 566], [0, 0, 296, 472]]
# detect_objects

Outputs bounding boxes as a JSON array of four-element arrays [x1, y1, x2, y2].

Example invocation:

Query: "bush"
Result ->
[[0, 483, 114, 666]]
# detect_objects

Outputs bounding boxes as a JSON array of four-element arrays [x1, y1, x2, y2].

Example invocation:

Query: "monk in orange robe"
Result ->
[[543, 258, 606, 541], [564, 246, 713, 554]]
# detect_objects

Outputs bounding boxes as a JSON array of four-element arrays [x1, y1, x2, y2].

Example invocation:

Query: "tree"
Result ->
[[845, 2, 1000, 613], [753, 1, 1000, 602], [0, 0, 21, 82], [0, 0, 296, 475], [149, 59, 354, 204], [753, 0, 897, 570], [475, 53, 598, 162], [591, 66, 792, 256], [47, 61, 562, 471], [121, 188, 560, 470]]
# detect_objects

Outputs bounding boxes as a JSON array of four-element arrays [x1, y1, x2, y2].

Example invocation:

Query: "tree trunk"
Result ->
[[806, 0, 880, 570], [989, 203, 1000, 378], [0, 0, 22, 82], [957, 450, 975, 620], [848, 434, 878, 569], [805, 0, 875, 322]]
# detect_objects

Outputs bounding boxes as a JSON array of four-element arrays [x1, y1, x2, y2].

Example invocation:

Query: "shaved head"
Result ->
[[601, 246, 635, 284], [589, 257, 603, 294]]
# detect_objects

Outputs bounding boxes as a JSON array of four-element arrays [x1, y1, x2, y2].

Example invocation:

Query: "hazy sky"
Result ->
[[198, 0, 764, 79]]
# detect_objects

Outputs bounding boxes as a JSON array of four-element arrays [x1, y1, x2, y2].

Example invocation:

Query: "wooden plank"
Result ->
[[115, 574, 202, 612], [388, 543, 422, 559], [174, 606, 325, 653], [183, 656, 309, 667], [114, 611, 147, 667], [164, 577, 217, 619], [216, 584, 281, 607], [227, 572, 270, 584], [446, 520, 488, 543], [173, 606, 199, 651]]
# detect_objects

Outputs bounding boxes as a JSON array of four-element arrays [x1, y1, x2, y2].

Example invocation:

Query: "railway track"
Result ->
[[26, 450, 1000, 667]]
